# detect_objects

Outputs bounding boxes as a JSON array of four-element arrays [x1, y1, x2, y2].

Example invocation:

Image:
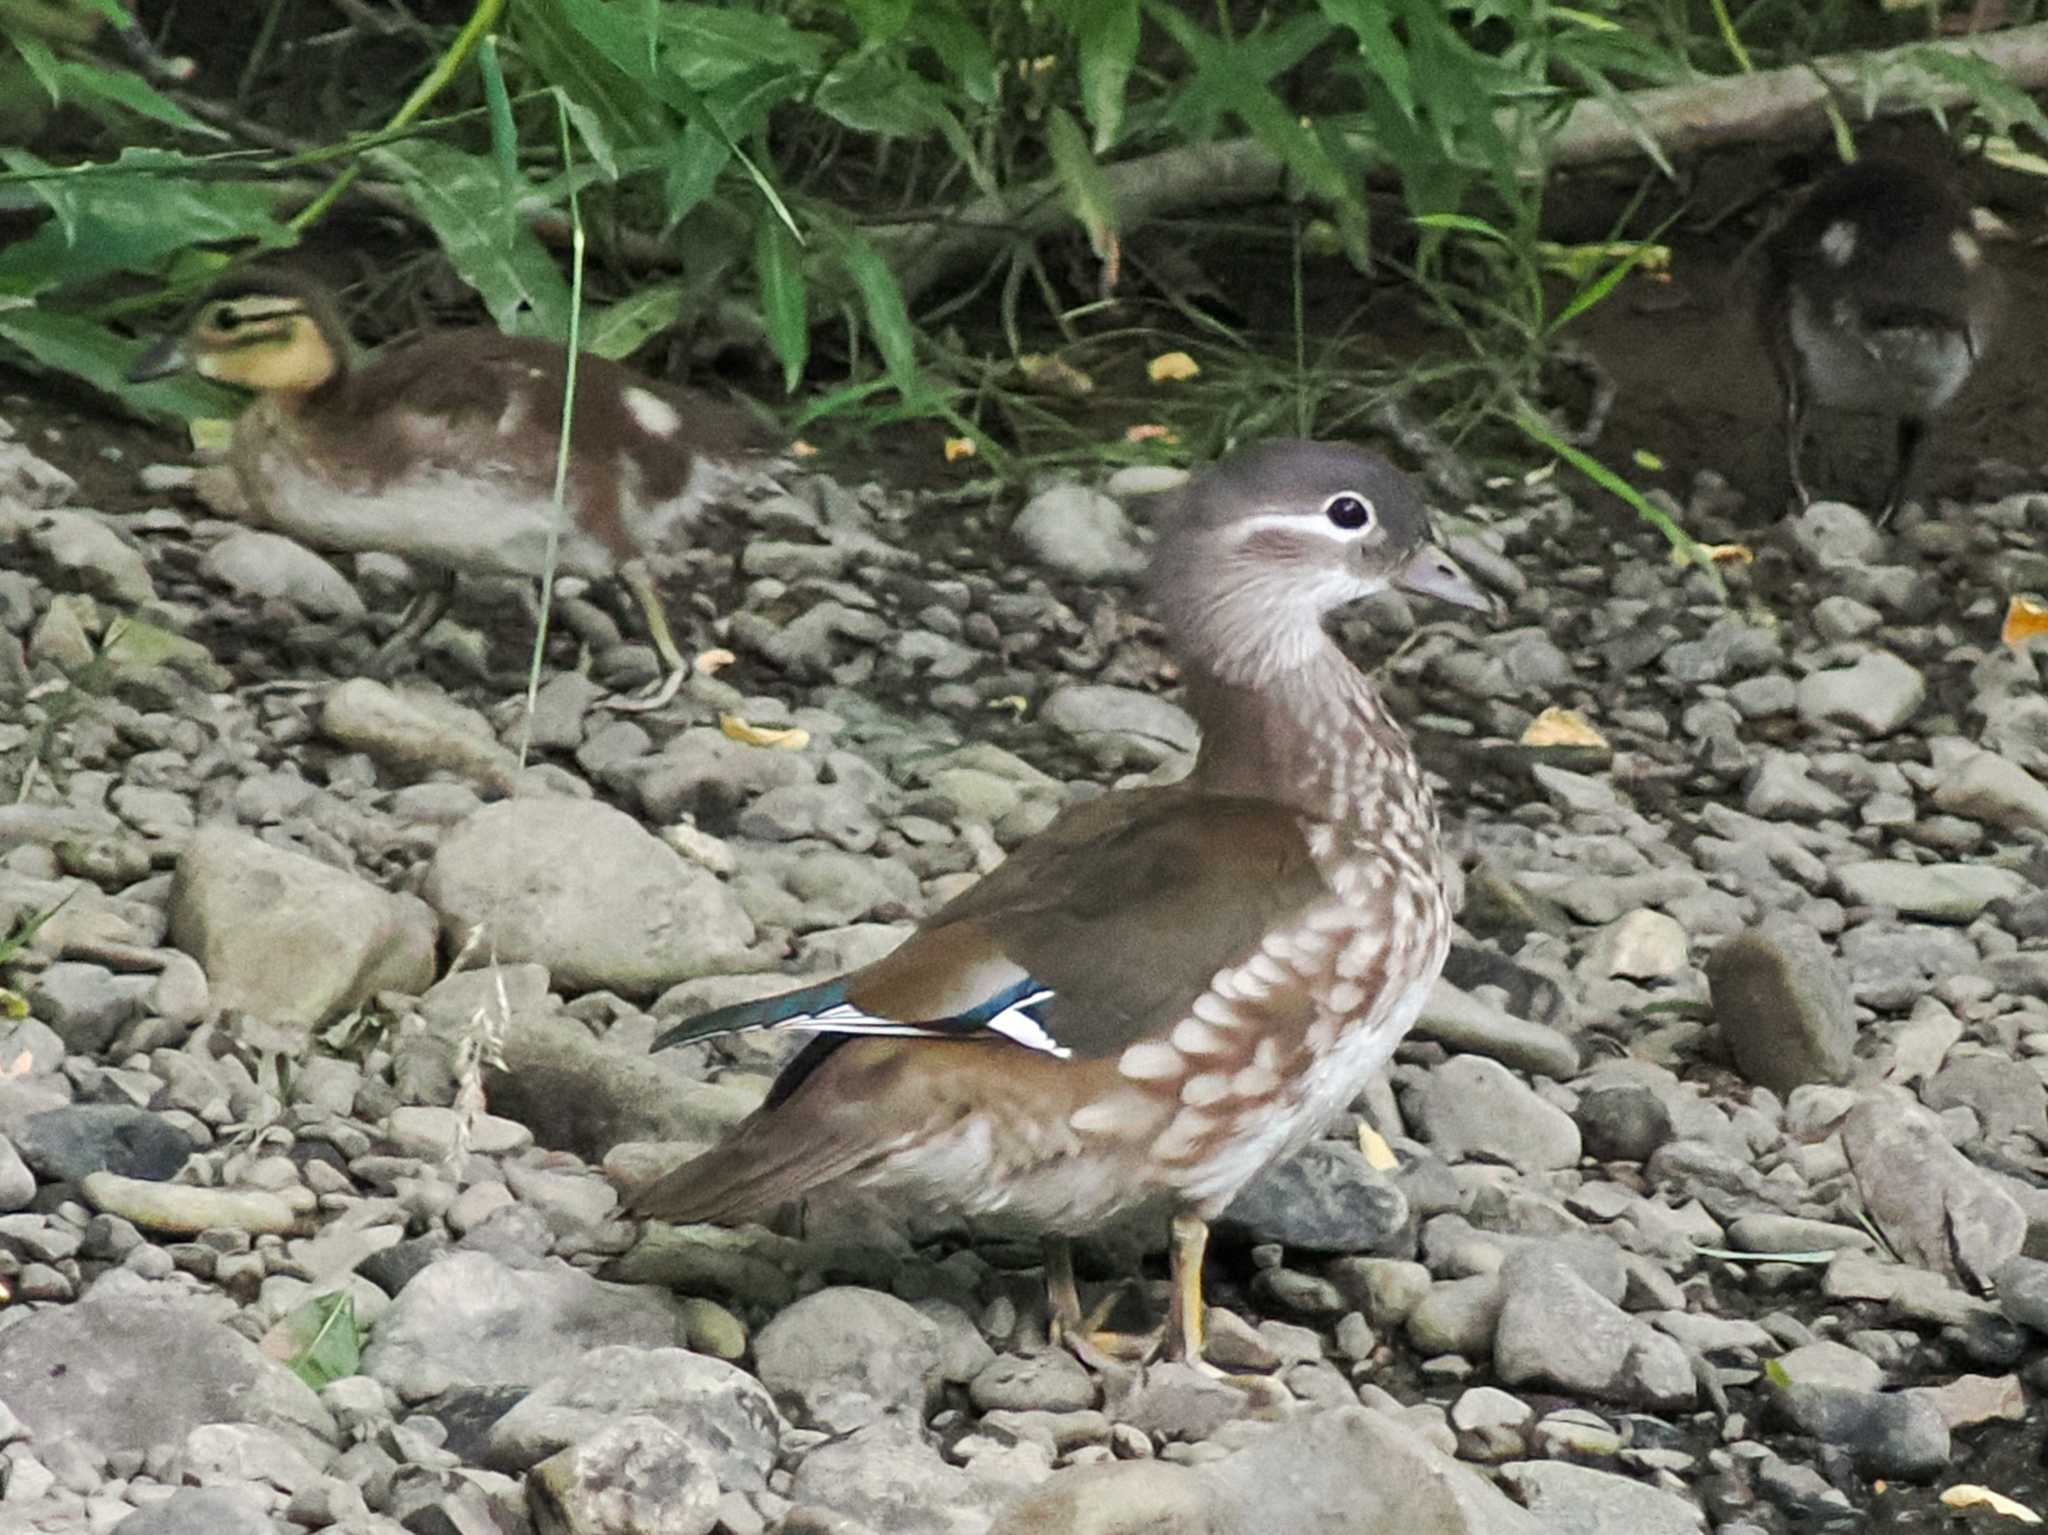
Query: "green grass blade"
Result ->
[[1515, 408, 1709, 577], [754, 214, 809, 395], [478, 35, 519, 246], [1045, 106, 1118, 265], [832, 226, 921, 401]]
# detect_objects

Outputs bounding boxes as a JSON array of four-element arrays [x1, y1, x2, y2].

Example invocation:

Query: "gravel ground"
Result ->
[[0, 398, 2045, 1535]]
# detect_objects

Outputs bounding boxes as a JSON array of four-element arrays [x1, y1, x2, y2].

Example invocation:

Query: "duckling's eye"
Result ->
[[1324, 492, 1375, 531], [208, 305, 245, 333]]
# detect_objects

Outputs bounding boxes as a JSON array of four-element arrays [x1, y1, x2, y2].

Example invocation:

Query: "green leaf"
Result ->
[[841, 0, 913, 44], [661, 122, 734, 225], [1071, 0, 1139, 151], [52, 56, 220, 137], [3, 23, 214, 139], [754, 215, 808, 395], [1412, 212, 1509, 242], [909, 3, 995, 106], [509, 0, 668, 146], [372, 139, 570, 339], [70, 0, 138, 28], [478, 35, 520, 247], [1545, 227, 1675, 335], [1556, 57, 1672, 180], [584, 281, 685, 361], [526, 0, 802, 235], [660, 4, 827, 86], [1148, 5, 1351, 214], [555, 91, 621, 183], [0, 304, 236, 421], [813, 54, 961, 143], [9, 31, 63, 104], [829, 226, 920, 400], [1156, 10, 1333, 145], [1904, 45, 2048, 144], [0, 151, 288, 298], [280, 1292, 362, 1392], [1045, 107, 1118, 263], [1319, 0, 1416, 121]]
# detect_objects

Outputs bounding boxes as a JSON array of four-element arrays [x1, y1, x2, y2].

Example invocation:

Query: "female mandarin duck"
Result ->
[[127, 271, 768, 701], [628, 440, 1495, 1369]]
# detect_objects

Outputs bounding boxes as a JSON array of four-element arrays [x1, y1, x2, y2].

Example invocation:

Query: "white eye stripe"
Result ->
[[1229, 509, 1370, 543]]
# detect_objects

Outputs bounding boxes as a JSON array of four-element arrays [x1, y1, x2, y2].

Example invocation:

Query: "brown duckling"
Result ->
[[129, 271, 773, 699]]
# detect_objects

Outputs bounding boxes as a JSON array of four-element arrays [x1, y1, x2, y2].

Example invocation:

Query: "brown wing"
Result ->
[[847, 787, 1329, 1059]]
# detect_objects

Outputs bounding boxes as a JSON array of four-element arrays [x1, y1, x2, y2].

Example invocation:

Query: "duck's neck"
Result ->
[[1182, 630, 1438, 862]]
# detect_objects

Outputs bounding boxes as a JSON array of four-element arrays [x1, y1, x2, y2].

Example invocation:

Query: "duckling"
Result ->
[[128, 271, 773, 700], [1756, 156, 1998, 524]]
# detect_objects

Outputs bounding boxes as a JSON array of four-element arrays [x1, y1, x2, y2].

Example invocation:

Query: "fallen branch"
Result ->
[[865, 23, 2048, 307]]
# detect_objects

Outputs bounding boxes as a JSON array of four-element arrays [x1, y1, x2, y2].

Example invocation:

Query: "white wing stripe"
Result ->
[[776, 989, 1071, 1059], [982, 989, 1068, 1058]]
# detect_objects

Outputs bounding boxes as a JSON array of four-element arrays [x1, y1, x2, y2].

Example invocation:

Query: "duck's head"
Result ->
[[1149, 439, 1495, 685], [128, 272, 350, 399]]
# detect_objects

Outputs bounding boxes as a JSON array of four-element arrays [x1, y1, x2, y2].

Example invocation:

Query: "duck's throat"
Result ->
[[1183, 638, 1435, 846]]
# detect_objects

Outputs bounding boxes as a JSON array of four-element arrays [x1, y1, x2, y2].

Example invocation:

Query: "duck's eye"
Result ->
[[208, 305, 245, 333], [1324, 492, 1375, 531]]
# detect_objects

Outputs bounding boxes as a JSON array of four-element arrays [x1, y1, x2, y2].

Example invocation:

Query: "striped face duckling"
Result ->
[[130, 272, 774, 700]]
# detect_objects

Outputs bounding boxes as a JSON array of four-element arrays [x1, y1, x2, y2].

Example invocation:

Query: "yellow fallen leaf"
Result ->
[[1018, 353, 1095, 398], [720, 714, 810, 751], [0, 994, 25, 1025], [694, 647, 737, 676], [2003, 594, 2048, 649], [943, 437, 978, 463], [1941, 1486, 2041, 1524], [1148, 351, 1200, 383], [1357, 1123, 1399, 1171], [1125, 424, 1179, 445], [1520, 707, 1609, 751], [189, 417, 234, 455], [1632, 448, 1665, 472], [1674, 542, 1753, 566], [791, 439, 819, 458], [987, 695, 1029, 717]]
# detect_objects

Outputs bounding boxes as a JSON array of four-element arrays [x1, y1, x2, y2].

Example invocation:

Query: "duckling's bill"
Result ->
[[126, 334, 190, 385]]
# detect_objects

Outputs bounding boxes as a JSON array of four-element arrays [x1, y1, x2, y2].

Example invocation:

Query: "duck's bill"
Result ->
[[1398, 544, 1497, 616], [125, 336, 189, 384]]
